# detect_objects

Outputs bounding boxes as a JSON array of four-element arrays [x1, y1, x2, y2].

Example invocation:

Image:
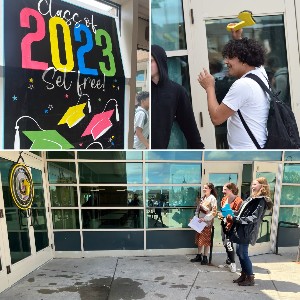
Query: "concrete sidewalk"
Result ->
[[0, 252, 299, 300]]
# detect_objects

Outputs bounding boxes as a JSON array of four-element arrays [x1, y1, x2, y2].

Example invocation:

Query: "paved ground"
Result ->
[[0, 252, 299, 300]]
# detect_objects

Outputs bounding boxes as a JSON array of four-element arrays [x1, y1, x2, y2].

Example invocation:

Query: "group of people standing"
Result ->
[[190, 177, 273, 287]]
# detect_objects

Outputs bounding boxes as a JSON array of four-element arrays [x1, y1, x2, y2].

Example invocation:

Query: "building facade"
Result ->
[[0, 150, 300, 292]]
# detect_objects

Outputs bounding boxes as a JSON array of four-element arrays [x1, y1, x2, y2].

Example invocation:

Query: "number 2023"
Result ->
[[20, 7, 116, 77]]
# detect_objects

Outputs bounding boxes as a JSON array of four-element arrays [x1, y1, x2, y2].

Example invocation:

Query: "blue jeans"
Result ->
[[236, 243, 253, 275]]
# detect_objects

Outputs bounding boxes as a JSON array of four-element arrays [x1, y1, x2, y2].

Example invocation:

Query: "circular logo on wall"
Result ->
[[9, 163, 34, 210]]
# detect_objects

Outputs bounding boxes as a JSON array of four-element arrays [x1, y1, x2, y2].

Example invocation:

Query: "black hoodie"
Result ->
[[151, 45, 204, 149]]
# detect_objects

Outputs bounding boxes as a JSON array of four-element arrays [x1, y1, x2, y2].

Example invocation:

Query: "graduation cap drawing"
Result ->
[[22, 130, 74, 149], [58, 103, 87, 128], [14, 115, 73, 149], [81, 109, 114, 140]]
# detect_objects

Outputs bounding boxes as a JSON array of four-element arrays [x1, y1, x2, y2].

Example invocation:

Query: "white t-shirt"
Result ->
[[133, 107, 149, 149], [222, 67, 270, 149]]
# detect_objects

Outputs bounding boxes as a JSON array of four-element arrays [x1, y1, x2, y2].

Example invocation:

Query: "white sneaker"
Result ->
[[229, 263, 236, 273], [218, 263, 229, 268]]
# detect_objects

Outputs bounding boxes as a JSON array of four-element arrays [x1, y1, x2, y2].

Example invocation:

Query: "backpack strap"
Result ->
[[237, 73, 273, 149]]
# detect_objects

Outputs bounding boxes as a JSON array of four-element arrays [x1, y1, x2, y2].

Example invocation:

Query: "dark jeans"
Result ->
[[236, 243, 253, 275]]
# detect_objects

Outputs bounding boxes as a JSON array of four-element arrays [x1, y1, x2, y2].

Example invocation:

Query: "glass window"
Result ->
[[82, 209, 144, 229], [168, 56, 191, 97], [80, 186, 143, 207], [146, 208, 194, 229], [280, 186, 300, 205], [146, 163, 201, 184], [279, 207, 300, 225], [283, 164, 300, 183], [205, 151, 282, 161], [52, 209, 80, 229], [50, 186, 78, 207], [146, 186, 199, 207], [285, 151, 300, 161], [206, 15, 290, 148], [146, 151, 202, 161], [79, 162, 143, 184], [46, 151, 75, 159], [47, 162, 76, 184], [151, 0, 187, 51], [77, 151, 142, 160]]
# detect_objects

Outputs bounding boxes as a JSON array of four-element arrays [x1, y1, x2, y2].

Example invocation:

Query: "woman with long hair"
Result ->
[[190, 183, 217, 265], [227, 177, 273, 286], [218, 182, 243, 272]]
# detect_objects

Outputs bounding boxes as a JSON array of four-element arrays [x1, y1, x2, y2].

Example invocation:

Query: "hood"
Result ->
[[151, 44, 169, 84], [274, 67, 288, 77], [264, 197, 274, 210]]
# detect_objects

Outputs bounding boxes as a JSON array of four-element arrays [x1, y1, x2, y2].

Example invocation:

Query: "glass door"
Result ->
[[0, 152, 53, 290], [202, 162, 243, 250], [252, 161, 281, 253], [189, 0, 300, 148]]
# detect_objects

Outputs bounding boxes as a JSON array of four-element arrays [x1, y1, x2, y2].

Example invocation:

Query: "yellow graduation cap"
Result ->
[[22, 130, 74, 149], [58, 103, 87, 128], [227, 10, 256, 31]]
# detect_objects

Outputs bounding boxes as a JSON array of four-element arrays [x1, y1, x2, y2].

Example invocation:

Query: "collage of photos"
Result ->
[[0, 0, 300, 299]]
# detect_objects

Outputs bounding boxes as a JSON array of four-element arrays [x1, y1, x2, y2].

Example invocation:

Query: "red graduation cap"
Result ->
[[81, 109, 114, 140]]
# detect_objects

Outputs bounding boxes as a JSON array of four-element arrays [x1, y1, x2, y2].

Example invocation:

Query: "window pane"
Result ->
[[152, 0, 187, 51], [46, 151, 75, 159], [283, 164, 300, 183], [146, 163, 201, 184], [47, 162, 76, 184], [50, 186, 78, 207], [146, 186, 199, 207], [168, 56, 191, 97], [280, 186, 300, 205], [79, 163, 143, 184], [77, 151, 142, 160], [205, 151, 282, 161], [52, 209, 80, 229], [285, 151, 300, 161], [146, 151, 202, 161], [146, 208, 194, 228], [279, 207, 300, 224], [82, 209, 144, 229], [206, 15, 290, 148], [80, 186, 143, 207], [136, 70, 145, 81]]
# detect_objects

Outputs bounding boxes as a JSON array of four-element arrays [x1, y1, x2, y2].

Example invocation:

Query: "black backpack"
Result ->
[[238, 73, 300, 149]]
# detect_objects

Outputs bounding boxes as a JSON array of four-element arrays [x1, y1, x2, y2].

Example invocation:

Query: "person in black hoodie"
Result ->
[[151, 45, 204, 149]]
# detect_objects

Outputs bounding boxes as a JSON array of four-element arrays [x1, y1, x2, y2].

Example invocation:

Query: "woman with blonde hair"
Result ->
[[190, 183, 217, 265], [226, 177, 273, 286]]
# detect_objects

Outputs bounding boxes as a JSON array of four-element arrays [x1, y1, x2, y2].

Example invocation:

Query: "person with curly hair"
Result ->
[[226, 177, 273, 286], [198, 29, 270, 149]]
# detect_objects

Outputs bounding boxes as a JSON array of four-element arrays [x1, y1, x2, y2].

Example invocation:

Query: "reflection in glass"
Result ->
[[31, 168, 49, 252], [82, 209, 144, 229], [206, 15, 290, 148], [46, 151, 75, 159], [151, 0, 187, 51], [52, 209, 80, 229], [283, 164, 300, 183], [48, 162, 76, 184], [205, 151, 282, 161], [77, 151, 142, 160], [279, 207, 300, 225], [280, 186, 300, 205], [50, 186, 78, 207], [146, 186, 199, 207], [146, 208, 194, 229], [80, 186, 143, 207], [146, 163, 201, 184], [284, 152, 300, 161], [79, 163, 143, 184], [146, 151, 202, 161]]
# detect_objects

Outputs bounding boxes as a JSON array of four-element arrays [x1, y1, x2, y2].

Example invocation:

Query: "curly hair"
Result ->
[[222, 37, 265, 67], [252, 177, 271, 197]]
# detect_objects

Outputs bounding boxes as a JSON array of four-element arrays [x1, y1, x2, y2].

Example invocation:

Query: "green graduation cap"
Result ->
[[22, 130, 74, 149]]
